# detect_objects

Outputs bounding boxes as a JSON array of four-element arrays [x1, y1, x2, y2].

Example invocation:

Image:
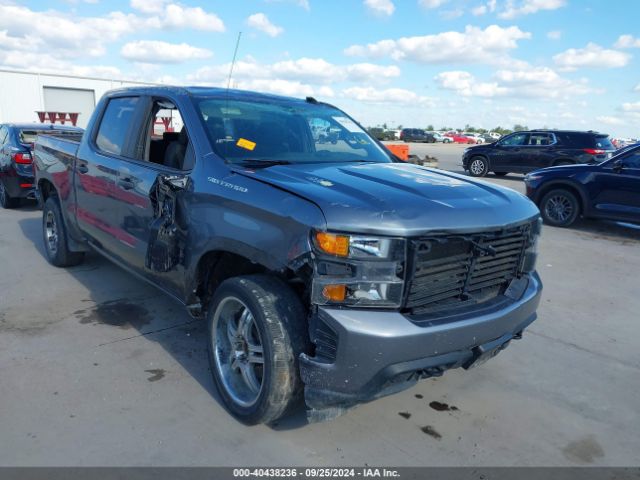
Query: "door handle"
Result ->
[[77, 163, 89, 174], [118, 177, 135, 190]]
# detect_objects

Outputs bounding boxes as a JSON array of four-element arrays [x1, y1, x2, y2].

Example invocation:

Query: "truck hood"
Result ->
[[239, 162, 539, 236]]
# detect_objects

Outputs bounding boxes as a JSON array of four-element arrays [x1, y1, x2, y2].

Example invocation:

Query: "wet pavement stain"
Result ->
[[414, 394, 424, 399], [421, 425, 442, 440], [429, 401, 459, 412], [398, 412, 412, 419], [562, 435, 605, 464], [75, 300, 151, 330], [145, 369, 165, 382]]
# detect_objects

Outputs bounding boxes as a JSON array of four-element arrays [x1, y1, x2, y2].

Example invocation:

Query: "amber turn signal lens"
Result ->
[[322, 284, 347, 302], [315, 232, 349, 257]]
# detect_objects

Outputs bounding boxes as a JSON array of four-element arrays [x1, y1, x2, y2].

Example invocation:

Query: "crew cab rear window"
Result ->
[[96, 97, 139, 157]]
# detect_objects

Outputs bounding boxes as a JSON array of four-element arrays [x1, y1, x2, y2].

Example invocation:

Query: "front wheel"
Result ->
[[42, 197, 85, 267], [540, 189, 580, 227], [207, 274, 309, 425], [468, 156, 489, 177]]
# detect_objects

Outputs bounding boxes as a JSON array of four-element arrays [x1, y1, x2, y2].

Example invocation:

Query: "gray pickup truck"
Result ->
[[34, 86, 543, 424]]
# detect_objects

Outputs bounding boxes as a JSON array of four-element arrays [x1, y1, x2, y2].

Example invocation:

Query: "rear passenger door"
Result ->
[[524, 132, 556, 171], [110, 96, 196, 294], [76, 96, 143, 254]]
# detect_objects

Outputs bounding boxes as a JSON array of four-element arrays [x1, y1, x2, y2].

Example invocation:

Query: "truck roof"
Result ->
[[105, 85, 316, 105]]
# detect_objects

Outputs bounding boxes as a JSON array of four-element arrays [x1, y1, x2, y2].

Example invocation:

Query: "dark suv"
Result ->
[[400, 128, 435, 143], [463, 130, 616, 177]]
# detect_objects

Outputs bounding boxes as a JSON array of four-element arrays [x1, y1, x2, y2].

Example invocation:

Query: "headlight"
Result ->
[[521, 217, 542, 273], [524, 174, 543, 184], [311, 231, 406, 307]]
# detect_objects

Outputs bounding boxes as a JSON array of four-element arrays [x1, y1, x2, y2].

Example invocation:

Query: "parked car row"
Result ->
[[399, 128, 503, 144], [0, 123, 83, 208], [459, 128, 639, 228]]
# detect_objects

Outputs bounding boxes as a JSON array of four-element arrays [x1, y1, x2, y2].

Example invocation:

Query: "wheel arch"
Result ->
[[187, 247, 311, 315], [535, 180, 588, 215]]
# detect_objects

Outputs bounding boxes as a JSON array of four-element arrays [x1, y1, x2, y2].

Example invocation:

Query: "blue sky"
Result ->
[[1, 0, 639, 137]]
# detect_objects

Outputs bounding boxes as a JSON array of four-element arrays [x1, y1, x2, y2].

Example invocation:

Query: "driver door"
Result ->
[[491, 132, 529, 172], [589, 150, 640, 222]]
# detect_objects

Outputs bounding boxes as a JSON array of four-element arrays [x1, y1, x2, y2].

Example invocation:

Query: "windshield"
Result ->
[[193, 98, 392, 165]]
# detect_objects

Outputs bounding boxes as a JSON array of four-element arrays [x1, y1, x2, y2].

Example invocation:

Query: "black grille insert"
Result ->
[[406, 224, 530, 316]]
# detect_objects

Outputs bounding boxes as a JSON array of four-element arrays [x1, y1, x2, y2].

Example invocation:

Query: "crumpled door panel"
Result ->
[[146, 174, 190, 272]]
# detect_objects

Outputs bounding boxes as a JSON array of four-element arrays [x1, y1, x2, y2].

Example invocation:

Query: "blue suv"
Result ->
[[525, 144, 640, 227]]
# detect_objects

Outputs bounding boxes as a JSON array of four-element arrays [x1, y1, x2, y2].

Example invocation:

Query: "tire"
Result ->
[[468, 156, 489, 177], [0, 180, 19, 209], [42, 196, 85, 267], [494, 172, 508, 177], [207, 274, 310, 425], [540, 189, 580, 227]]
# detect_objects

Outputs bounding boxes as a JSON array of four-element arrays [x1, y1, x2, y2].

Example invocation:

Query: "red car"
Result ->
[[445, 133, 475, 144]]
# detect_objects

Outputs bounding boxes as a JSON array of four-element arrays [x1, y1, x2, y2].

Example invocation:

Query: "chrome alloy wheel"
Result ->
[[545, 194, 574, 223], [44, 210, 59, 255], [470, 158, 486, 175], [212, 297, 265, 407]]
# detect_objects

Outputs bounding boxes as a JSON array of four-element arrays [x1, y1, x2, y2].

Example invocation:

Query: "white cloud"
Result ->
[[435, 65, 596, 99], [130, 0, 168, 14], [499, 0, 567, 19], [615, 35, 640, 49], [189, 57, 401, 85], [434, 71, 506, 97], [553, 43, 631, 71], [635, 83, 640, 92], [547, 30, 562, 40], [364, 0, 395, 16], [121, 40, 212, 63], [419, 0, 448, 9], [472, 5, 487, 15], [344, 25, 531, 65], [342, 86, 435, 106], [247, 13, 283, 37], [159, 4, 225, 32], [622, 101, 640, 112], [0, 3, 224, 65], [471, 0, 496, 16], [596, 116, 624, 126]]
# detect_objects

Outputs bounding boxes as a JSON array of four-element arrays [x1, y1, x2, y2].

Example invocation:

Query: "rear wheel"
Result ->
[[42, 197, 85, 267], [207, 274, 309, 425], [0, 180, 19, 209], [540, 189, 580, 227], [468, 156, 489, 177]]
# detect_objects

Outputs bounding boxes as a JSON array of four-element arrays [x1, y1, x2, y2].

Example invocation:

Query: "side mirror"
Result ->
[[612, 159, 624, 172]]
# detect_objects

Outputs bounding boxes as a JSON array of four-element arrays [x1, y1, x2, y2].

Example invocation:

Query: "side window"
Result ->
[[95, 97, 139, 157], [528, 133, 553, 146], [145, 99, 194, 170], [622, 151, 640, 168], [0, 126, 8, 145], [500, 133, 528, 146]]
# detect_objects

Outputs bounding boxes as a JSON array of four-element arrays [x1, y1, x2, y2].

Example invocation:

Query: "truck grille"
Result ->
[[405, 224, 530, 316]]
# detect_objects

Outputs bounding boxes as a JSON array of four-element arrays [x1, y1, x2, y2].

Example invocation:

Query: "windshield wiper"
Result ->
[[235, 159, 292, 169]]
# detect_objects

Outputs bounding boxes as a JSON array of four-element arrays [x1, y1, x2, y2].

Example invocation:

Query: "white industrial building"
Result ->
[[0, 69, 154, 129]]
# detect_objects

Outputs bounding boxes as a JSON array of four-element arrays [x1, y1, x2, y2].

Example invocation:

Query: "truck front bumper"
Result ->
[[299, 272, 542, 411]]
